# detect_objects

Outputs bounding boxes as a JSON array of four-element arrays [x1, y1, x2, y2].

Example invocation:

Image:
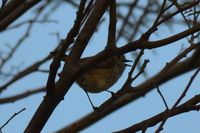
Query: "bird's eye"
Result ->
[[117, 55, 121, 59]]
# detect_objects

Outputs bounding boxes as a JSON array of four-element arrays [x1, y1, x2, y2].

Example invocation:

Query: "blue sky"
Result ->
[[0, 1, 200, 133]]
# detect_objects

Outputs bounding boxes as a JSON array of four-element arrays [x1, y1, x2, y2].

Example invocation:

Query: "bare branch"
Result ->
[[55, 47, 200, 132], [156, 66, 200, 132], [155, 84, 169, 110], [0, 87, 45, 104], [106, 0, 117, 49], [0, 108, 26, 132], [0, 55, 50, 93], [0, 0, 41, 31], [46, 0, 86, 97], [25, 1, 110, 132], [114, 94, 200, 133]]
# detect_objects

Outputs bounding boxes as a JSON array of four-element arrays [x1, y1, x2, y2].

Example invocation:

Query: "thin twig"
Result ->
[[57, 47, 200, 132], [128, 49, 144, 79], [161, 44, 199, 74], [131, 59, 149, 82], [5, 19, 57, 31], [0, 0, 52, 86], [113, 94, 200, 133], [154, 84, 169, 110], [0, 55, 50, 93], [0, 108, 26, 132], [116, 1, 138, 41], [155, 66, 200, 133], [0, 87, 45, 104], [114, 49, 144, 94]]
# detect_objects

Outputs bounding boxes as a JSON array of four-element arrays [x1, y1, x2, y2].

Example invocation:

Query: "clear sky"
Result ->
[[0, 1, 200, 133]]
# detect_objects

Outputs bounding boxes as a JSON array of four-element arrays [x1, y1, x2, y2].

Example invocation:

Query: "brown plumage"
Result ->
[[76, 55, 126, 93]]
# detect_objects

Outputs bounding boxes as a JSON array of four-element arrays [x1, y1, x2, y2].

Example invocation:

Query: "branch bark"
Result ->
[[24, 0, 110, 132], [56, 48, 200, 132]]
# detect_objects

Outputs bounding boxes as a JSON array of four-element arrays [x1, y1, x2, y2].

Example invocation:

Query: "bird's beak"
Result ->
[[123, 59, 132, 67], [123, 59, 132, 62], [124, 64, 132, 67]]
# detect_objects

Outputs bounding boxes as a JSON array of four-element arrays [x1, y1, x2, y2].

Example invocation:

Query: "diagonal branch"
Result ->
[[0, 55, 50, 93], [56, 47, 200, 132], [46, 0, 86, 97], [25, 1, 110, 132], [156, 66, 200, 132], [0, 86, 45, 104], [0, 0, 41, 31], [0, 108, 26, 132], [114, 94, 200, 133]]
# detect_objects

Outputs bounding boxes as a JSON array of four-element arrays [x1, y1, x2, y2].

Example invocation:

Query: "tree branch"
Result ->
[[114, 94, 200, 133], [56, 47, 200, 132]]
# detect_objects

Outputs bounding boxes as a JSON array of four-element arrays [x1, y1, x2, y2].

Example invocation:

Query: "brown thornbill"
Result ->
[[60, 54, 130, 110], [76, 55, 127, 93]]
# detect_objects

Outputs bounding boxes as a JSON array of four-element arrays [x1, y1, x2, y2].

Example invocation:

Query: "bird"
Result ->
[[52, 51, 130, 110], [76, 55, 126, 93], [75, 54, 130, 110]]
